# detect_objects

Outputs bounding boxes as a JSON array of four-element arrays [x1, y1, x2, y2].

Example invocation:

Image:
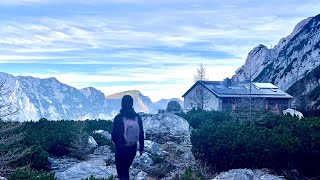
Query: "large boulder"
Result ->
[[132, 152, 154, 169], [53, 146, 116, 180], [142, 113, 190, 144], [135, 171, 148, 180], [93, 130, 112, 141], [92, 145, 115, 165], [212, 169, 285, 180], [166, 100, 182, 113], [54, 159, 116, 180], [143, 140, 161, 155]]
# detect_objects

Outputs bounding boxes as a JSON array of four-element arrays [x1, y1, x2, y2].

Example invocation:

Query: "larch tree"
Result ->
[[192, 63, 210, 110], [193, 63, 208, 82]]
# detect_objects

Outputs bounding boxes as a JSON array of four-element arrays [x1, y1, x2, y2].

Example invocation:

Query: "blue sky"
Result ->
[[0, 0, 319, 101]]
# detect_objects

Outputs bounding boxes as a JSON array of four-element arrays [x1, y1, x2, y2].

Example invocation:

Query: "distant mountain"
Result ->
[[106, 90, 158, 114], [0, 73, 176, 121], [233, 14, 320, 110], [154, 98, 184, 110]]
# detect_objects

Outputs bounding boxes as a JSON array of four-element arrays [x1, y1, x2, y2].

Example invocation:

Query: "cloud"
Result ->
[[1, 0, 320, 101], [0, 55, 67, 62]]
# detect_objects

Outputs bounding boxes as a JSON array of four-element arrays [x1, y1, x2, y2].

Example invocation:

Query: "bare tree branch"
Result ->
[[193, 63, 208, 82], [0, 77, 29, 177]]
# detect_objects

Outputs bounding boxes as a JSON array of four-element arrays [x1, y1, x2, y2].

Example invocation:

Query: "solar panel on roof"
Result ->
[[229, 86, 241, 89], [253, 83, 278, 89]]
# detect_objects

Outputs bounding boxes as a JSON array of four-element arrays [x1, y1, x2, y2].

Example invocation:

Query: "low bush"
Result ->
[[179, 109, 232, 129], [2, 119, 113, 172], [174, 167, 204, 180], [9, 166, 56, 180], [188, 110, 320, 179]]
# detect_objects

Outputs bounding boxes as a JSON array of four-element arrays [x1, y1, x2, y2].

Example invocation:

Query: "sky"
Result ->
[[0, 0, 319, 102]]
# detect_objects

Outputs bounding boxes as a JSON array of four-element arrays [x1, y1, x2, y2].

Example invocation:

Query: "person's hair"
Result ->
[[120, 95, 137, 119]]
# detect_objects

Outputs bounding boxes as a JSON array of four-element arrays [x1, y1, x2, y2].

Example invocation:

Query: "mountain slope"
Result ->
[[233, 14, 320, 109], [106, 90, 158, 114], [0, 73, 159, 121]]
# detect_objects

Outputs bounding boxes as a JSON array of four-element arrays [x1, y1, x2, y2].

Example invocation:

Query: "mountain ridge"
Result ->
[[233, 14, 320, 110], [0, 72, 182, 121]]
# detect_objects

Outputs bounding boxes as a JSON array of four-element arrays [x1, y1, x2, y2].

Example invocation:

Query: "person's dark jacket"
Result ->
[[111, 111, 144, 152]]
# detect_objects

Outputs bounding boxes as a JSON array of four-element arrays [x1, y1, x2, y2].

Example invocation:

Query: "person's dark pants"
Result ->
[[115, 145, 137, 180]]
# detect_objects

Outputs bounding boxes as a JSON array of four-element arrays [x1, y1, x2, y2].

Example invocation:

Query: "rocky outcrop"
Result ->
[[142, 113, 191, 144], [87, 136, 98, 148], [54, 158, 117, 180], [233, 44, 274, 83], [51, 113, 195, 180], [233, 14, 320, 109], [93, 130, 112, 141], [212, 169, 284, 180]]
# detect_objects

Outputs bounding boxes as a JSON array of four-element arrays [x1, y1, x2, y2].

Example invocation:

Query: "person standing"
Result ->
[[111, 95, 144, 180]]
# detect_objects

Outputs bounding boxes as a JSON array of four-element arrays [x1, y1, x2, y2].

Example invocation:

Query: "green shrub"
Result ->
[[177, 167, 204, 180], [149, 154, 166, 164], [188, 110, 320, 178], [1, 119, 113, 172], [145, 164, 175, 179], [179, 109, 232, 129], [84, 120, 113, 133], [9, 166, 56, 180], [16, 146, 49, 171]]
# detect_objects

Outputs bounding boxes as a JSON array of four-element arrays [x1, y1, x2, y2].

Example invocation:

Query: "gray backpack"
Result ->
[[123, 116, 140, 147]]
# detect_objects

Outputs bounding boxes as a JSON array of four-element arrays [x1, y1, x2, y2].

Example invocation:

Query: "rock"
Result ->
[[0, 177, 7, 180], [88, 136, 98, 147], [92, 145, 115, 165], [94, 130, 112, 141], [166, 100, 182, 113], [144, 140, 161, 155], [49, 157, 80, 172], [133, 152, 154, 169], [164, 142, 195, 166], [52, 146, 116, 180], [55, 159, 116, 180], [48, 157, 59, 170], [212, 169, 285, 180], [93, 145, 112, 155], [135, 171, 148, 180], [142, 113, 190, 144]]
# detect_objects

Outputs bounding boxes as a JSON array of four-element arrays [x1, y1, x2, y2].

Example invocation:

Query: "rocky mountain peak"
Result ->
[[274, 17, 313, 52], [106, 90, 142, 99], [233, 43, 273, 82], [80, 87, 105, 99], [233, 14, 320, 109]]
